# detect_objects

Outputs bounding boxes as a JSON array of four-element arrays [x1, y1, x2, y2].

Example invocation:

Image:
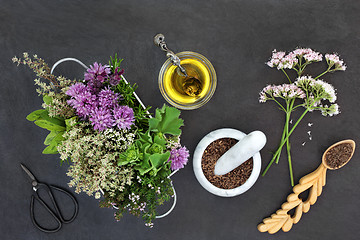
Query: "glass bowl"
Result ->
[[158, 51, 217, 110]]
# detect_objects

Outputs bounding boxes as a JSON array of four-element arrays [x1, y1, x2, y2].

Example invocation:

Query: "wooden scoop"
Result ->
[[257, 140, 355, 234]]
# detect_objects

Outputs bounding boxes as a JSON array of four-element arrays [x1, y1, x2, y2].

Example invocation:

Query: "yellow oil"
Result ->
[[163, 58, 211, 104]]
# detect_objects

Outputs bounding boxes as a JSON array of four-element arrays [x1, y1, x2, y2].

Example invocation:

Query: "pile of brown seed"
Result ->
[[201, 138, 253, 189]]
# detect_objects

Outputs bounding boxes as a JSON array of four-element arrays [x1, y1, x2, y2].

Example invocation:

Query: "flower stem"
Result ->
[[286, 99, 295, 186], [275, 99, 291, 164], [262, 108, 310, 176], [281, 68, 292, 83], [314, 66, 331, 79], [275, 120, 287, 164]]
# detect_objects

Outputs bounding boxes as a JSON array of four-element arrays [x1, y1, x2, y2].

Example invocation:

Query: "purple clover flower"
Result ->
[[168, 147, 189, 171], [89, 107, 114, 131], [98, 87, 122, 109], [113, 106, 135, 130]]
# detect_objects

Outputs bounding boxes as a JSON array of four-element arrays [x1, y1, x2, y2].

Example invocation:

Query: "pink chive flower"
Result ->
[[98, 87, 122, 109], [84, 62, 111, 92], [168, 147, 190, 170], [89, 107, 114, 131], [112, 106, 135, 130], [325, 53, 347, 71], [66, 83, 97, 118]]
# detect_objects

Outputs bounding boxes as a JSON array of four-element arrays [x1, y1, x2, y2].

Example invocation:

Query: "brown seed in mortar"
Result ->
[[325, 143, 353, 169], [201, 138, 253, 189]]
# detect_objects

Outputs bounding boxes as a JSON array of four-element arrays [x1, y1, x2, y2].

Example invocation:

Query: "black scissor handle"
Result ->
[[49, 185, 78, 223], [31, 194, 62, 233], [30, 183, 78, 233]]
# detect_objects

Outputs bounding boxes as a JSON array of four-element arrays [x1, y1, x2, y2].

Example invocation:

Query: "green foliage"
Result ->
[[27, 108, 67, 154], [149, 104, 184, 135], [43, 95, 52, 105], [26, 109, 47, 121], [109, 53, 123, 73]]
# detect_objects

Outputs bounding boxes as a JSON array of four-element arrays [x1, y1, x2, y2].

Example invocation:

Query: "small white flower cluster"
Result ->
[[95, 192, 102, 199], [295, 76, 337, 103], [295, 76, 339, 116], [166, 135, 181, 150], [320, 103, 340, 117], [103, 128, 135, 151], [259, 83, 306, 102], [313, 79, 337, 103], [136, 175, 142, 183], [129, 192, 140, 203], [145, 222, 154, 228], [325, 53, 347, 71]]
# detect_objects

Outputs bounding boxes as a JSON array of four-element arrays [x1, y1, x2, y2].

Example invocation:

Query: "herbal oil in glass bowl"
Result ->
[[159, 51, 216, 110]]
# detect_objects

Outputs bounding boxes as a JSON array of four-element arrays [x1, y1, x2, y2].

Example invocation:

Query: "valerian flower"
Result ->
[[325, 53, 347, 71], [259, 84, 306, 103], [260, 48, 345, 186]]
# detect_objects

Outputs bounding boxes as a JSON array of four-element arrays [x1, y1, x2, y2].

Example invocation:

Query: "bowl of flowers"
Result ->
[[13, 53, 190, 227]]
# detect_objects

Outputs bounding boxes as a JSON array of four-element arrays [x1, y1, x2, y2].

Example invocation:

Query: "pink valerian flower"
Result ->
[[267, 49, 298, 69], [266, 50, 286, 68], [325, 53, 347, 71], [112, 106, 135, 130], [89, 107, 114, 131], [277, 52, 298, 69], [259, 84, 306, 102], [292, 48, 323, 62], [168, 147, 190, 170]]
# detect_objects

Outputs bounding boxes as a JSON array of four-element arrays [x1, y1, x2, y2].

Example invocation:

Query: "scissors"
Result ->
[[21, 163, 79, 233]]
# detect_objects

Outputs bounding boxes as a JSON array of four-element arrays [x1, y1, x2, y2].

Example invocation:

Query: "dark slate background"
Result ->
[[1, 0, 359, 239]]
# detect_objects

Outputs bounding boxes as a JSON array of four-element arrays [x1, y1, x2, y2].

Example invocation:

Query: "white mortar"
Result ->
[[193, 128, 262, 197]]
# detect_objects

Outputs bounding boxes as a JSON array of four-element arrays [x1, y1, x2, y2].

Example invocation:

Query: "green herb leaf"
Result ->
[[65, 117, 78, 130], [149, 152, 171, 169], [34, 120, 66, 131], [43, 95, 52, 105], [134, 160, 152, 175], [153, 134, 166, 147], [44, 131, 59, 145], [42, 144, 58, 154], [26, 109, 47, 121], [149, 105, 184, 135], [39, 111, 65, 127], [138, 131, 153, 144]]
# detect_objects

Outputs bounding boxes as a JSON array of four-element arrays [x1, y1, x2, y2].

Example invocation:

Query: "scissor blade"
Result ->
[[20, 163, 37, 182]]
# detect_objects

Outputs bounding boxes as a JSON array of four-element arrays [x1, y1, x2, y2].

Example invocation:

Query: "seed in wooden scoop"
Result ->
[[323, 140, 355, 170]]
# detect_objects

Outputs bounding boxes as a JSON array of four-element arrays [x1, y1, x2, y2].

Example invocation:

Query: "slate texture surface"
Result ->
[[1, 0, 359, 239]]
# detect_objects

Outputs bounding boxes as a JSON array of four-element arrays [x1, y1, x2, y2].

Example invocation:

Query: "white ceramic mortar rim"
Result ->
[[193, 128, 261, 197]]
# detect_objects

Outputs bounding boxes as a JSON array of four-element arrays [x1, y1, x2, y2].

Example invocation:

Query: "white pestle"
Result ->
[[214, 131, 267, 176]]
